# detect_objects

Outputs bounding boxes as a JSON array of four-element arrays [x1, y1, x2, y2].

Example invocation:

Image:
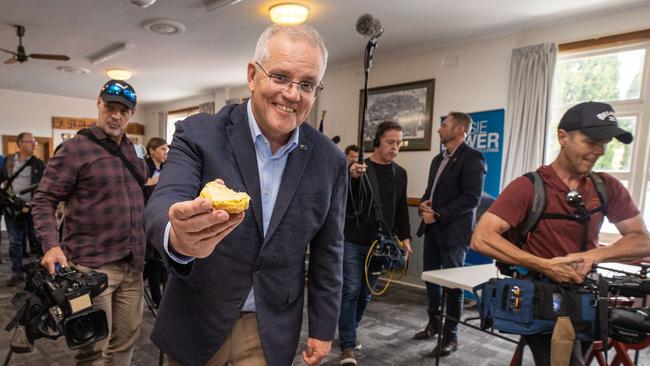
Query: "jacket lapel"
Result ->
[[432, 143, 467, 197], [262, 124, 312, 246], [225, 104, 264, 239]]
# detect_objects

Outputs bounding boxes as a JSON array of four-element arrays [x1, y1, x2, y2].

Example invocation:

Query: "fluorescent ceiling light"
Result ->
[[126, 0, 157, 8], [204, 0, 243, 13], [106, 68, 132, 80], [269, 3, 309, 25], [88, 43, 130, 65]]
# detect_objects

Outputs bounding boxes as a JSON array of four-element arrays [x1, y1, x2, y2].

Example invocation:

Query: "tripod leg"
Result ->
[[2, 349, 13, 366], [143, 287, 158, 318]]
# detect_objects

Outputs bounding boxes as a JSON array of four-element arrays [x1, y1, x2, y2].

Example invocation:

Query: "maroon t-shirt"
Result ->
[[488, 165, 639, 259]]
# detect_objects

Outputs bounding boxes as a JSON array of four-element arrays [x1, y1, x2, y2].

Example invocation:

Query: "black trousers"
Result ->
[[422, 234, 467, 340]]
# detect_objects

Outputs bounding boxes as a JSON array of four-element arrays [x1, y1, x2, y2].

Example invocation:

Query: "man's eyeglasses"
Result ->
[[20, 140, 37, 145], [255, 62, 323, 98], [102, 83, 137, 104]]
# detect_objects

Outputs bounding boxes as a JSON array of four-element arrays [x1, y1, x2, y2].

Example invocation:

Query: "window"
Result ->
[[166, 107, 200, 144], [545, 43, 650, 240]]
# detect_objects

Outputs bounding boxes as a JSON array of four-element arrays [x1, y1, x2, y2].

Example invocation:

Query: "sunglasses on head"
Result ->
[[103, 83, 137, 103]]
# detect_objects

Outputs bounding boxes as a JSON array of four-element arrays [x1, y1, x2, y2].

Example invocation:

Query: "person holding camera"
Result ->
[[472, 101, 650, 365], [338, 121, 412, 366], [31, 80, 145, 366], [1, 132, 45, 287], [413, 112, 486, 357]]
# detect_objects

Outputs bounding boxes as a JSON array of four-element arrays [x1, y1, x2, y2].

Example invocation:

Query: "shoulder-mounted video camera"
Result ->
[[0, 187, 31, 218], [5, 262, 109, 353]]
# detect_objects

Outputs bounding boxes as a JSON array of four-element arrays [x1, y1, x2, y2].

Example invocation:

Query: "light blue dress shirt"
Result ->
[[163, 99, 299, 312]]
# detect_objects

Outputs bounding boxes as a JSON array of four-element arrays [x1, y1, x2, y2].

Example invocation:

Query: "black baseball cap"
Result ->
[[99, 80, 137, 110], [558, 101, 632, 144]]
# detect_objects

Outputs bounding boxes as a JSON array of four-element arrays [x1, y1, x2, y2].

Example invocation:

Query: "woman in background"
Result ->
[[144, 137, 168, 308]]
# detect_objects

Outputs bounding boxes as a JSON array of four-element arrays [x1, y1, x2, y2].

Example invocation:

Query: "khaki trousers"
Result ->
[[73, 261, 144, 366], [168, 313, 267, 366]]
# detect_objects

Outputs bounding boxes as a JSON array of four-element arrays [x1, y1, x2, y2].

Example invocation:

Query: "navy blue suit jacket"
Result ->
[[145, 102, 347, 366], [417, 143, 486, 247]]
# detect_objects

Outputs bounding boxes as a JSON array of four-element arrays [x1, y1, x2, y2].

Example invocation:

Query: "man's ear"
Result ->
[[247, 62, 256, 93], [557, 129, 569, 146]]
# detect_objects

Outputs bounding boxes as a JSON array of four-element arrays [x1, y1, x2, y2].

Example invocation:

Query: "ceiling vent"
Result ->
[[143, 19, 186, 35]]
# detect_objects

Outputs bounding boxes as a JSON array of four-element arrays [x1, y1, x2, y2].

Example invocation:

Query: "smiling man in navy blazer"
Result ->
[[145, 24, 347, 366], [414, 112, 486, 357]]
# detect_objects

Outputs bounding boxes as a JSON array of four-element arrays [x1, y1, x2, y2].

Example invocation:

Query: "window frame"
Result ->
[[547, 41, 650, 242]]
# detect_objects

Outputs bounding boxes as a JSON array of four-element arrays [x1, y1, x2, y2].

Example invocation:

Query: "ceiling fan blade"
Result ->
[[29, 53, 70, 61], [0, 48, 17, 56], [4, 56, 17, 64]]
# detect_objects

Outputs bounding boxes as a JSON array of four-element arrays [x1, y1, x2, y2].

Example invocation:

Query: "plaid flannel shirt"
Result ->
[[32, 126, 146, 272]]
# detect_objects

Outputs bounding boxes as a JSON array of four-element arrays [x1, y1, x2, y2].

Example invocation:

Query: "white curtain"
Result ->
[[157, 111, 168, 142], [501, 43, 557, 188], [198, 102, 215, 114]]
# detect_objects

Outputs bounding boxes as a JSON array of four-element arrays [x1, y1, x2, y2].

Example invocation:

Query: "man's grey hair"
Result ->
[[253, 24, 328, 74]]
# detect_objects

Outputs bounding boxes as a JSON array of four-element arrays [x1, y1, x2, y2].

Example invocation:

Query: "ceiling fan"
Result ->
[[1, 25, 70, 64]]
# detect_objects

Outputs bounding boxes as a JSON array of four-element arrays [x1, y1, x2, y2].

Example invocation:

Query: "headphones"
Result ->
[[372, 136, 380, 147]]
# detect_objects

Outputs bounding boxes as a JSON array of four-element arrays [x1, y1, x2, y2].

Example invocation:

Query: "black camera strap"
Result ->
[[77, 129, 145, 193], [3, 155, 35, 189], [364, 158, 397, 238]]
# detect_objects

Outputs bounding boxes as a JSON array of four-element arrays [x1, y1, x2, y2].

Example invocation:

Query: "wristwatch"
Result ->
[[433, 212, 441, 221]]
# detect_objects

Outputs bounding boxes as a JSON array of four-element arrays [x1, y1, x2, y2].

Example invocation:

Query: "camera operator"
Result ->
[[1, 132, 45, 286], [338, 121, 412, 366], [472, 101, 650, 365], [31, 80, 145, 365]]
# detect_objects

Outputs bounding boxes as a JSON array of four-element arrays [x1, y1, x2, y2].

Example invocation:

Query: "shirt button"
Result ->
[[234, 298, 243, 308]]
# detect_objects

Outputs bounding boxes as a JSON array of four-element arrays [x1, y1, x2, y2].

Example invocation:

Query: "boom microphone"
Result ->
[[356, 14, 383, 38]]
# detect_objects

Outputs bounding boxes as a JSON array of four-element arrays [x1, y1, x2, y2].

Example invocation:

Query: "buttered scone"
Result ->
[[199, 181, 250, 214]]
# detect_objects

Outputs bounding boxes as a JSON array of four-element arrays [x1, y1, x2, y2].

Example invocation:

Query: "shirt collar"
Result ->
[[444, 142, 464, 158], [246, 99, 299, 157]]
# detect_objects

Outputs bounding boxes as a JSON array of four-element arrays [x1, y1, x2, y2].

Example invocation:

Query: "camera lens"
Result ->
[[71, 317, 95, 343], [566, 190, 583, 208]]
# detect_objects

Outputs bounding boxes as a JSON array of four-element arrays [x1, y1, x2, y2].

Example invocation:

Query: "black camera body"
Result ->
[[0, 187, 31, 218], [6, 262, 109, 352]]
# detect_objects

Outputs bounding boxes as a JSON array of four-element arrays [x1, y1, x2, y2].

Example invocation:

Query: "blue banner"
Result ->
[[441, 109, 504, 267], [466, 109, 504, 198]]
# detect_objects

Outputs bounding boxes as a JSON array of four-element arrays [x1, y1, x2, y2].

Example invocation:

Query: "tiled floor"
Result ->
[[0, 240, 647, 365]]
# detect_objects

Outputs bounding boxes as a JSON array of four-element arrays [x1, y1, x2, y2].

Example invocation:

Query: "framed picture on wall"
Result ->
[[358, 78, 435, 152]]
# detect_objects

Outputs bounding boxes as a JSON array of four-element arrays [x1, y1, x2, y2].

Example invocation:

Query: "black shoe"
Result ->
[[428, 339, 458, 357], [6, 275, 24, 287], [413, 321, 439, 340]]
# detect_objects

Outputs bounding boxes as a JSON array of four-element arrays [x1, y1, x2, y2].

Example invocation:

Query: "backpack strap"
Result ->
[[588, 172, 607, 217], [516, 171, 546, 245]]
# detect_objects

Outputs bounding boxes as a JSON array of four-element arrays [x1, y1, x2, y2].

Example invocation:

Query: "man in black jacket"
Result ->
[[338, 121, 412, 365], [1, 132, 45, 286], [414, 112, 486, 357]]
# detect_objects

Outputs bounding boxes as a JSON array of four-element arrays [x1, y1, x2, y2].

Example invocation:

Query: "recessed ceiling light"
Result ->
[[126, 0, 157, 8], [143, 19, 186, 35], [269, 3, 309, 25], [57, 66, 90, 75], [106, 68, 132, 80]]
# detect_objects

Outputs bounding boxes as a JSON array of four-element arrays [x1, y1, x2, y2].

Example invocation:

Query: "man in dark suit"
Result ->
[[145, 24, 347, 366], [414, 112, 486, 357]]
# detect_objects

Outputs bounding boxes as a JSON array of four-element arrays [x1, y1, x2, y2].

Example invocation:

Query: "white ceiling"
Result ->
[[1, 0, 649, 106]]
